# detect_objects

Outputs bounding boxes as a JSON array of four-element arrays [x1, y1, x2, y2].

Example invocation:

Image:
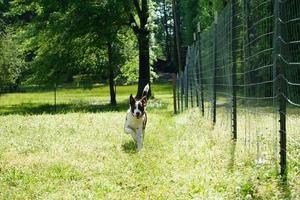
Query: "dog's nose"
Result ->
[[136, 112, 140, 117]]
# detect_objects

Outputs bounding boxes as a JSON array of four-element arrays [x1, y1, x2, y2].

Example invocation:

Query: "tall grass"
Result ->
[[0, 83, 299, 199]]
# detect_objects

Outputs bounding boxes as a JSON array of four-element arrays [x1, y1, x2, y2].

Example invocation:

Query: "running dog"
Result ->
[[124, 84, 149, 151]]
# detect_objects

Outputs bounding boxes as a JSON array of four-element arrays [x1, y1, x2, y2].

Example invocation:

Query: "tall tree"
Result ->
[[8, 0, 132, 105], [129, 0, 151, 98], [107, 42, 116, 105], [0, 0, 25, 91], [177, 0, 227, 46], [154, 0, 174, 64], [162, 0, 172, 62]]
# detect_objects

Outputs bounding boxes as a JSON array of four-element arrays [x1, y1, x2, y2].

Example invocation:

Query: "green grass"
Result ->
[[0, 83, 299, 199], [0, 84, 172, 115]]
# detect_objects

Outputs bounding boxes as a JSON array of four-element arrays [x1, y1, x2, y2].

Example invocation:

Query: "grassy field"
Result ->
[[0, 84, 171, 115], [0, 83, 299, 199]]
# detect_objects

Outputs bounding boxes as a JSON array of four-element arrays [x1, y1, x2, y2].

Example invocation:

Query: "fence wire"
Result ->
[[176, 0, 300, 178], [281, 0, 300, 182]]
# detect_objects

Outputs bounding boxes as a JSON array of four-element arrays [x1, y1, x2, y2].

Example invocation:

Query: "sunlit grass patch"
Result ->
[[0, 83, 299, 199], [0, 83, 173, 115]]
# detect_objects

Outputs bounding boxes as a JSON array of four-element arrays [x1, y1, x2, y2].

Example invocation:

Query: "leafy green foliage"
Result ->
[[0, 0, 229, 90], [4, 0, 141, 86], [178, 0, 227, 46], [0, 29, 24, 91]]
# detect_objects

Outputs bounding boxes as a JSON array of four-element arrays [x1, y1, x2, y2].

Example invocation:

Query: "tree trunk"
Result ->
[[208, 0, 214, 17], [129, 0, 151, 98], [136, 33, 151, 99], [172, 0, 183, 73], [108, 42, 117, 106], [163, 0, 171, 62]]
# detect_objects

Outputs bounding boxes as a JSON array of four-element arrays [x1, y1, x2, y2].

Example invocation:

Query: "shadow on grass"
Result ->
[[0, 101, 129, 116], [122, 140, 137, 154]]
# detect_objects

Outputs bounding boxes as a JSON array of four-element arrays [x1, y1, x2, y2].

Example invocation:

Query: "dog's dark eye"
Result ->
[[131, 105, 135, 113], [138, 103, 144, 112]]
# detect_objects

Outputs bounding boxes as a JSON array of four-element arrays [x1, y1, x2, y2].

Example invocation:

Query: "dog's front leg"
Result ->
[[125, 126, 137, 142], [136, 128, 143, 151]]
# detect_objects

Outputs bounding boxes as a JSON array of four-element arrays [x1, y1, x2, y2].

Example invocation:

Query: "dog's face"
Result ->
[[129, 95, 147, 119]]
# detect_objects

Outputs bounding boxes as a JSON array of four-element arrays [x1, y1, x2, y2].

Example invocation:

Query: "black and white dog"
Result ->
[[124, 84, 149, 151]]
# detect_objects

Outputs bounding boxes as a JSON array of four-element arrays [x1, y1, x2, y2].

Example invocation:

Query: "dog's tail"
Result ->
[[142, 84, 150, 98]]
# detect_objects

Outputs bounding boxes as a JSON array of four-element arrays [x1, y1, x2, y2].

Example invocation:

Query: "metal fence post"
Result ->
[[273, 0, 287, 179], [181, 73, 184, 112], [54, 83, 57, 112], [195, 47, 200, 108], [279, 74, 287, 180], [185, 66, 189, 110], [191, 41, 195, 108], [213, 14, 218, 125], [185, 48, 189, 110], [194, 32, 200, 108], [177, 74, 181, 113], [172, 73, 177, 114], [231, 0, 238, 141], [198, 24, 205, 117]]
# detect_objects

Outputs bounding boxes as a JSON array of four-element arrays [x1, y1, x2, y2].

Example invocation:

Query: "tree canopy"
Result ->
[[0, 0, 226, 102]]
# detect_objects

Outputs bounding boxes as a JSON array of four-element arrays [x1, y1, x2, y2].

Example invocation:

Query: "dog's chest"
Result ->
[[126, 110, 146, 129]]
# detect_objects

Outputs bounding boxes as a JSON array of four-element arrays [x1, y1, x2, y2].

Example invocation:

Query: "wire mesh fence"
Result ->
[[176, 0, 300, 179]]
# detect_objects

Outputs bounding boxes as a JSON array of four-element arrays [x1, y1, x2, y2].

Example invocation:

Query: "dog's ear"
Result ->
[[141, 96, 147, 107], [129, 94, 135, 105]]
